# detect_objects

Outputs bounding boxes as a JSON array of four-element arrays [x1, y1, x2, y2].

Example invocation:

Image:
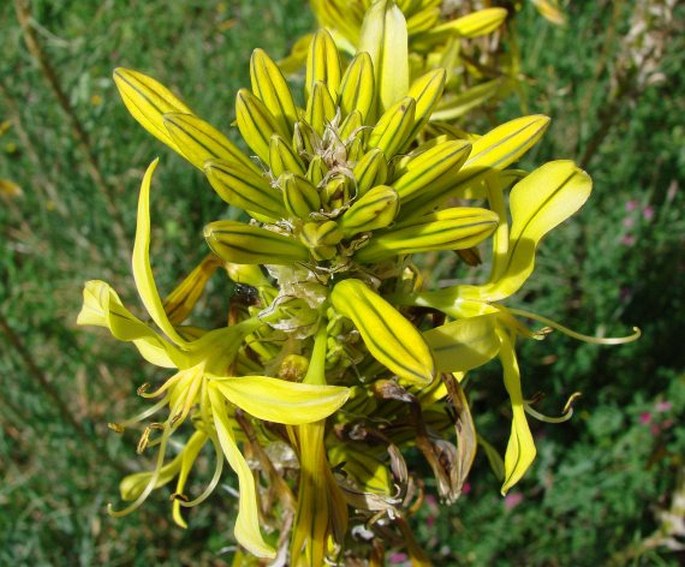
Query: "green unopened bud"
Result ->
[[269, 135, 305, 177], [338, 185, 399, 236], [321, 175, 353, 210], [300, 220, 342, 261], [306, 154, 327, 186], [353, 148, 388, 196], [205, 220, 309, 265], [282, 173, 321, 218]]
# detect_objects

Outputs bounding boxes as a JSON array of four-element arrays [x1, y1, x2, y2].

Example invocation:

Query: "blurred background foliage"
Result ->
[[1, 0, 683, 565]]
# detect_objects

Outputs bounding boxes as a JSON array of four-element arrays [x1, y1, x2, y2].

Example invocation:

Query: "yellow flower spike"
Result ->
[[355, 207, 499, 263], [269, 134, 306, 177], [204, 159, 287, 220], [133, 159, 187, 347], [163, 254, 223, 325], [208, 386, 276, 559], [352, 148, 389, 195], [163, 112, 258, 173], [113, 68, 193, 154], [249, 48, 299, 135], [498, 329, 537, 494], [306, 29, 342, 101], [235, 88, 289, 163], [204, 220, 310, 265], [209, 375, 350, 425], [359, 0, 409, 111], [305, 81, 338, 135], [391, 139, 472, 204], [423, 315, 501, 374], [367, 96, 416, 159], [330, 278, 435, 386], [339, 51, 376, 124]]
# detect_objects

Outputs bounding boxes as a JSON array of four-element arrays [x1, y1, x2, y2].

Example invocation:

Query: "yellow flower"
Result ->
[[77, 160, 349, 558]]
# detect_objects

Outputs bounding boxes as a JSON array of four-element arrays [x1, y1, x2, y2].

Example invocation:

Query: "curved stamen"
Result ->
[[108, 424, 172, 517], [113, 396, 170, 430], [179, 435, 224, 508], [524, 392, 582, 423], [507, 307, 641, 345]]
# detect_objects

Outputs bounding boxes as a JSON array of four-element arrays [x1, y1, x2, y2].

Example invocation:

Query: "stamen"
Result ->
[[507, 307, 641, 345], [117, 396, 170, 428], [179, 436, 225, 508], [108, 425, 172, 518], [524, 392, 582, 423]]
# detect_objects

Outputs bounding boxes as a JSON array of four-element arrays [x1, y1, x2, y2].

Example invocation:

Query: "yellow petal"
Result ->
[[424, 315, 500, 373], [209, 388, 276, 559], [209, 376, 349, 425], [77, 280, 176, 368], [406, 115, 550, 216], [163, 254, 223, 325], [132, 159, 187, 347], [339, 52, 376, 123], [204, 159, 286, 220], [355, 207, 499, 262], [475, 161, 592, 302], [498, 329, 536, 494]]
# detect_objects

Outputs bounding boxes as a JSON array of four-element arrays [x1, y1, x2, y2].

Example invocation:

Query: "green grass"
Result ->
[[1, 0, 683, 565]]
